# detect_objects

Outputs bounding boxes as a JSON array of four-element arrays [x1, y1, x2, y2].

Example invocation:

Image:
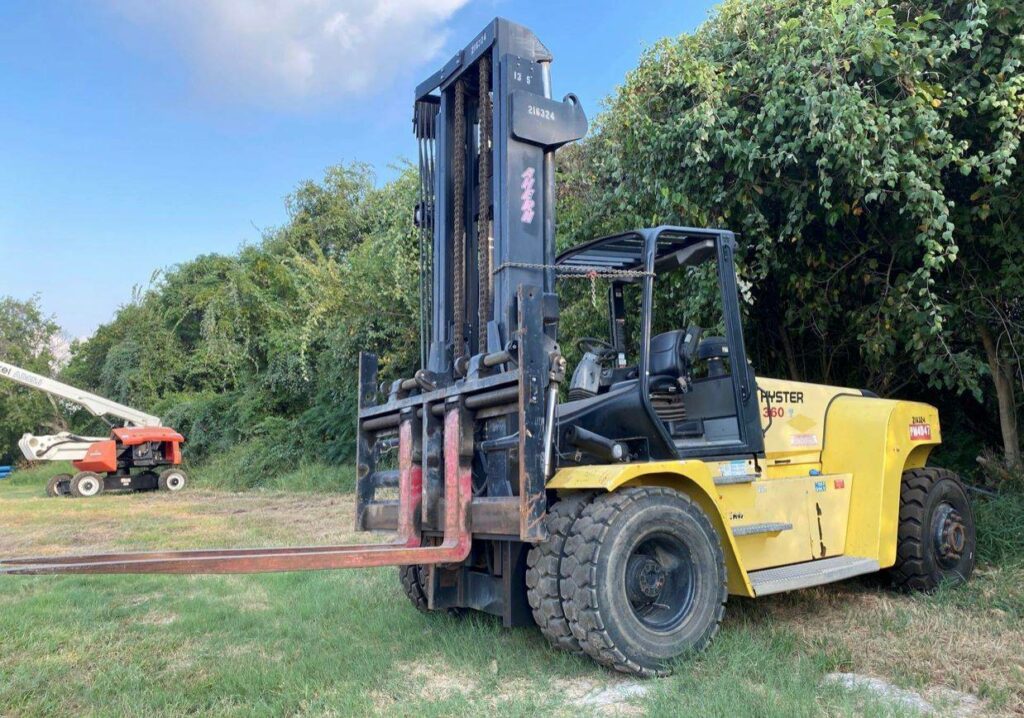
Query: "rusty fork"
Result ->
[[0, 404, 473, 575]]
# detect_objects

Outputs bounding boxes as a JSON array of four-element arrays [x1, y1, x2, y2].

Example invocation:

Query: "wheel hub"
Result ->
[[627, 556, 667, 602], [933, 503, 966, 565], [634, 553, 667, 598], [624, 533, 695, 632]]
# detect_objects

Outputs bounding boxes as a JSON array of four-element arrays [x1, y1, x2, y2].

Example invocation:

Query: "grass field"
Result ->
[[1, 464, 1021, 717]]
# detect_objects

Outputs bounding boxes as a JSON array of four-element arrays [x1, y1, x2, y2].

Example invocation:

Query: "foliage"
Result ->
[[57, 162, 421, 476], [560, 0, 1023, 465], [974, 490, 1024, 565], [9, 0, 1021, 482], [0, 296, 64, 464]]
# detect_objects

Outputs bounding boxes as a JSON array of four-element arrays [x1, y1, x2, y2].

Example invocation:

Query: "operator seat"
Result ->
[[648, 328, 704, 438], [648, 327, 702, 392], [648, 330, 688, 393]]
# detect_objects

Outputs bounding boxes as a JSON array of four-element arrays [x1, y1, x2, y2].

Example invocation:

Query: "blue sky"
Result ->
[[0, 1, 716, 338]]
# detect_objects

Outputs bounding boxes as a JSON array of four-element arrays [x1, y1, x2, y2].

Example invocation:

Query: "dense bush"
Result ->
[[3, 0, 1020, 489], [560, 0, 1023, 472], [58, 163, 422, 472], [0, 297, 63, 465]]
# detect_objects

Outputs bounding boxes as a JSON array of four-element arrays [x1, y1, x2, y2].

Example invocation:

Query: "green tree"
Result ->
[[569, 0, 1023, 468], [63, 161, 422, 473], [0, 296, 64, 464]]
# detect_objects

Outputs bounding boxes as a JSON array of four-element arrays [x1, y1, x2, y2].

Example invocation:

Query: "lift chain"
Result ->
[[495, 261, 654, 306], [453, 80, 467, 361], [477, 56, 492, 353]]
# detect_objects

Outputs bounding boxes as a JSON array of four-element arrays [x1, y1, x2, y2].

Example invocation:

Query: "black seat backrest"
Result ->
[[696, 336, 730, 378], [649, 330, 687, 378]]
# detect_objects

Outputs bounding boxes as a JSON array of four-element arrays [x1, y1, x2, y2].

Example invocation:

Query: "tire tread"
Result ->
[[561, 487, 727, 677], [525, 492, 594, 654], [890, 467, 972, 592]]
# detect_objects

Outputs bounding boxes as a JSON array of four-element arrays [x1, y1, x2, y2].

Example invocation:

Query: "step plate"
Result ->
[[748, 556, 880, 596], [713, 474, 759, 486], [732, 522, 793, 537]]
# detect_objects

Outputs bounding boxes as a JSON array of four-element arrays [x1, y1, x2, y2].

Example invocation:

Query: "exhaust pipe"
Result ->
[[565, 426, 627, 463]]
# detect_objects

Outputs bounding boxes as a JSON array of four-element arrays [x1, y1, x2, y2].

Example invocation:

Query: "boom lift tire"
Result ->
[[561, 487, 726, 677], [525, 491, 595, 654], [69, 471, 104, 498], [158, 469, 187, 492], [46, 474, 71, 497], [889, 467, 976, 592]]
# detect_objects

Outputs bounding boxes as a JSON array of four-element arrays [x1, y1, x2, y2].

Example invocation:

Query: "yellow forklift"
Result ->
[[2, 18, 974, 677]]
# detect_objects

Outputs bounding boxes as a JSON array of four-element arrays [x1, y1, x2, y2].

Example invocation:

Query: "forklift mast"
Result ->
[[355, 18, 587, 542], [414, 19, 586, 372]]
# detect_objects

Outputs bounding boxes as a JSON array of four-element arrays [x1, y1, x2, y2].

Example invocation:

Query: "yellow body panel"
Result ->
[[821, 397, 939, 567], [548, 377, 941, 598], [549, 459, 756, 596], [724, 473, 853, 571]]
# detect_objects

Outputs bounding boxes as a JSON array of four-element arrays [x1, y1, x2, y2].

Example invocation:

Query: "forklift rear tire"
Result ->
[[889, 467, 976, 592], [561, 487, 727, 677], [525, 491, 595, 654], [69, 472, 104, 498], [46, 474, 72, 497], [158, 469, 188, 492]]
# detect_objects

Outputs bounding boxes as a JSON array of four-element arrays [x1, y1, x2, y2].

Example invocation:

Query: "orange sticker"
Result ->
[[909, 423, 932, 441]]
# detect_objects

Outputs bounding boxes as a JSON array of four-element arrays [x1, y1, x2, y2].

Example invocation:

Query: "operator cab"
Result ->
[[555, 227, 763, 464]]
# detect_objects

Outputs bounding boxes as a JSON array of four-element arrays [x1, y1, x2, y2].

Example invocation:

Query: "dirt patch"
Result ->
[[739, 577, 1024, 714], [396, 659, 479, 701], [553, 677, 649, 716], [826, 672, 983, 716]]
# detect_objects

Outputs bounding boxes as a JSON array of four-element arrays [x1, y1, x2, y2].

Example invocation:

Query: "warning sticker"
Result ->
[[790, 433, 819, 447], [520, 167, 536, 223], [909, 423, 932, 441]]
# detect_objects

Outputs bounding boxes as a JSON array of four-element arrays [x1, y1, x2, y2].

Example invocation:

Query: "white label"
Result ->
[[527, 104, 556, 121], [720, 460, 748, 477], [520, 167, 536, 223]]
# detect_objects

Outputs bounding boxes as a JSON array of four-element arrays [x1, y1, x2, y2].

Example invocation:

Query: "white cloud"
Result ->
[[109, 0, 471, 107]]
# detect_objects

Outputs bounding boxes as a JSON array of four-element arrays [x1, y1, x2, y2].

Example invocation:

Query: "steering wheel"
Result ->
[[577, 337, 617, 361]]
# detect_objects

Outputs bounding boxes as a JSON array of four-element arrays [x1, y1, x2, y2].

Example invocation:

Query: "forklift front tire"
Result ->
[[69, 472, 104, 498], [158, 469, 188, 492], [46, 473, 72, 497], [526, 491, 595, 654], [398, 564, 462, 617], [561, 487, 727, 677]]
